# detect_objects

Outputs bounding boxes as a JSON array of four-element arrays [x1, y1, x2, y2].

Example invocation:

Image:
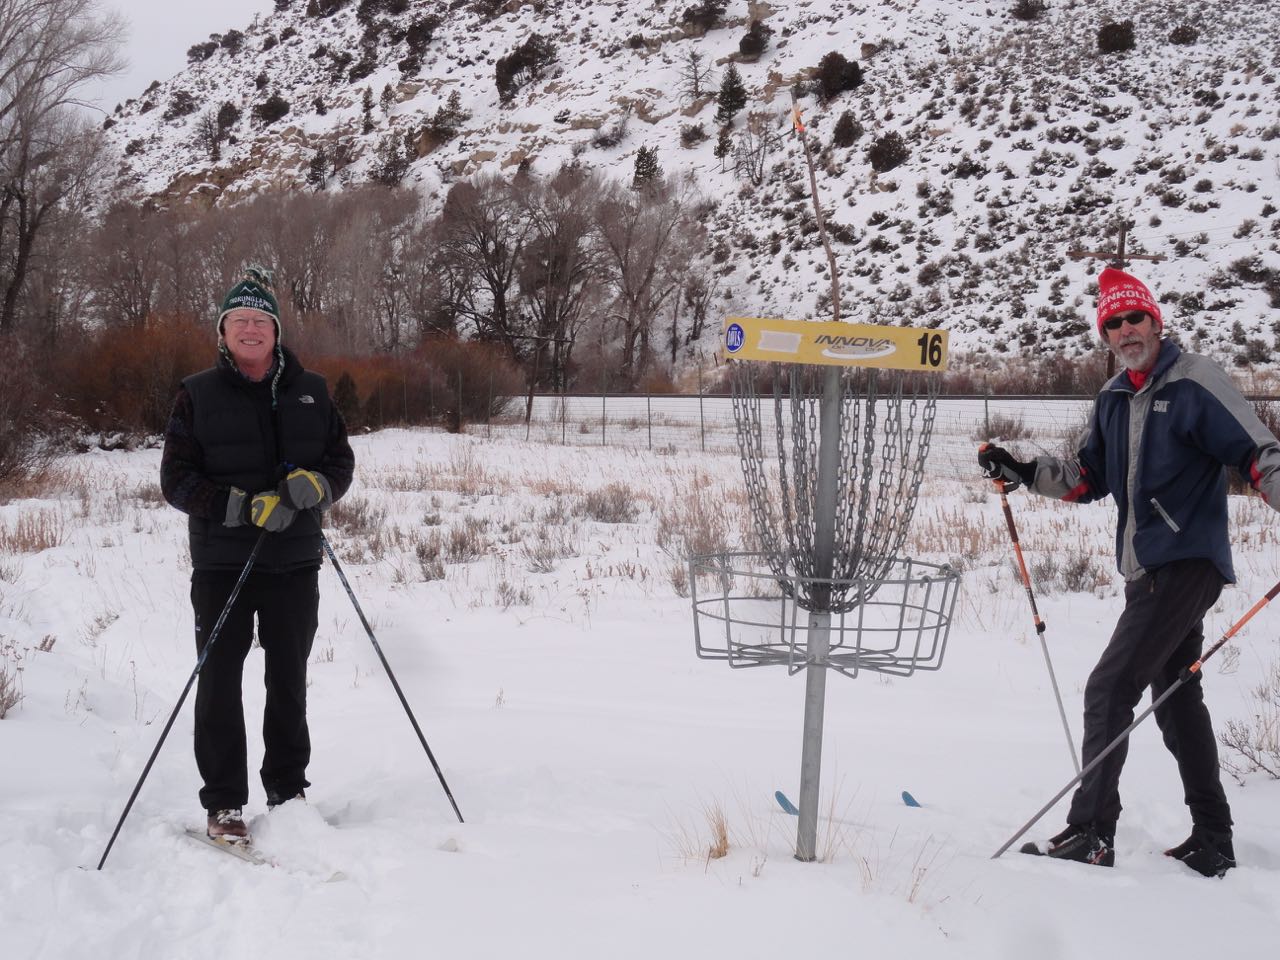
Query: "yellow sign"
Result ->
[[721, 316, 949, 372]]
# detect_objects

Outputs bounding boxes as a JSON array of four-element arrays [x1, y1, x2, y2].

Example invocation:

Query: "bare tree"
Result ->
[[734, 110, 783, 186], [0, 0, 124, 147], [1, 115, 104, 332], [594, 182, 691, 387], [84, 200, 164, 328], [678, 48, 713, 103], [516, 166, 605, 388], [0, 0, 123, 334], [437, 173, 531, 361]]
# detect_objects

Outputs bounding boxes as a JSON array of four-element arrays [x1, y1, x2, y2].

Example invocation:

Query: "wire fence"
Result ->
[[466, 393, 1099, 483]]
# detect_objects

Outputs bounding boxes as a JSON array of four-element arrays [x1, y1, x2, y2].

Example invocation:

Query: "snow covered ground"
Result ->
[[3, 420, 1279, 959]]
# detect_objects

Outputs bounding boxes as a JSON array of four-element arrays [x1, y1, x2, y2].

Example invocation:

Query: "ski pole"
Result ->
[[97, 530, 267, 870], [980, 443, 1080, 776], [321, 534, 464, 823], [992, 575, 1280, 859]]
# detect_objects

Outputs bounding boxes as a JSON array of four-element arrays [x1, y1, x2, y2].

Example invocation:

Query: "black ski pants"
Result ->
[[191, 566, 319, 812], [1066, 557, 1233, 840]]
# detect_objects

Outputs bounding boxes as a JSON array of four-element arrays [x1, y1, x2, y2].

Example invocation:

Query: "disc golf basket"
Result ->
[[689, 317, 960, 861]]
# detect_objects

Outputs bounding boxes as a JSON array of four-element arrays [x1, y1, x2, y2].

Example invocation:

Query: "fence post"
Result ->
[[601, 365, 607, 447], [698, 362, 706, 453], [561, 385, 567, 445], [647, 390, 653, 450], [487, 370, 493, 439], [984, 378, 990, 438], [403, 369, 409, 425]]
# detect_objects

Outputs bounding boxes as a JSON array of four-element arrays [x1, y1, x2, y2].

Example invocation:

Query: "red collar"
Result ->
[[1127, 368, 1149, 390]]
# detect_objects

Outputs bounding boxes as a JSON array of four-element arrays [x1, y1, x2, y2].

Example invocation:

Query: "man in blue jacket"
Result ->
[[979, 267, 1280, 877]]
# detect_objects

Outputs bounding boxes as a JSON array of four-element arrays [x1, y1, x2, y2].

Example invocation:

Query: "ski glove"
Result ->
[[279, 467, 332, 511], [250, 490, 297, 532], [978, 444, 1036, 493]]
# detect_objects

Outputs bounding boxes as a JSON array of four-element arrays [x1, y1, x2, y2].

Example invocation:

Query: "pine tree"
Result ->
[[713, 125, 733, 171], [380, 83, 395, 115], [632, 145, 661, 188], [361, 87, 375, 133], [715, 64, 747, 126]]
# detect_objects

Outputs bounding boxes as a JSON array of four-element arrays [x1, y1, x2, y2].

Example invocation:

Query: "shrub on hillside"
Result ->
[[1097, 20, 1135, 53], [254, 95, 291, 126], [682, 0, 727, 35], [306, 0, 350, 17], [220, 30, 244, 55], [831, 110, 863, 148], [680, 122, 708, 147], [1011, 0, 1047, 21], [162, 91, 198, 121], [738, 20, 773, 60], [1169, 23, 1199, 45], [187, 40, 218, 64], [815, 51, 863, 102], [495, 34, 557, 102], [405, 14, 441, 56], [868, 131, 909, 172]]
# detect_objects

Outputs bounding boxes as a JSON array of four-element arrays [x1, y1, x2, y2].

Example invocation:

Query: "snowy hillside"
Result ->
[[102, 0, 1280, 362]]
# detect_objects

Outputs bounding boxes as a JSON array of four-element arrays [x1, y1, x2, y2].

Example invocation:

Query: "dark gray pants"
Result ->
[[192, 567, 319, 812], [1067, 558, 1232, 840]]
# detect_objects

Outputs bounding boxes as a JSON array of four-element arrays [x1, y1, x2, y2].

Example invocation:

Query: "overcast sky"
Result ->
[[89, 0, 273, 112]]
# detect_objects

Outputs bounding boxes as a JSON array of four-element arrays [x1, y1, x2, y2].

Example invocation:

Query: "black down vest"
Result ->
[[184, 351, 332, 572]]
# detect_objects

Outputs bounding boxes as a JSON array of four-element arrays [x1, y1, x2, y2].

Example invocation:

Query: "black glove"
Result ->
[[279, 468, 332, 511], [249, 490, 297, 532], [978, 444, 1036, 492]]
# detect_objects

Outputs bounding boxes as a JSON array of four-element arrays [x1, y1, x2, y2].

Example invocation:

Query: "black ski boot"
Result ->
[[1165, 830, 1235, 878], [1046, 823, 1114, 867]]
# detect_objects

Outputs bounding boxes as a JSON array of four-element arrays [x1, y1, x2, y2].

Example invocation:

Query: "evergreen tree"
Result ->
[[361, 87, 375, 133], [380, 83, 395, 115], [715, 64, 747, 125], [713, 125, 733, 171], [632, 145, 661, 188]]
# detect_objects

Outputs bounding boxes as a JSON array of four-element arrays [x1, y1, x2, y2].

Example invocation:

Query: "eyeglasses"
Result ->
[[1103, 311, 1149, 331], [225, 315, 274, 330]]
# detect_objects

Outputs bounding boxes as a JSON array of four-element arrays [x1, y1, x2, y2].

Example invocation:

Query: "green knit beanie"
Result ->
[[217, 265, 281, 338]]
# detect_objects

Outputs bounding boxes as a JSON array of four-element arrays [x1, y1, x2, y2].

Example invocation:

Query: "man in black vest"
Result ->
[[161, 266, 354, 844]]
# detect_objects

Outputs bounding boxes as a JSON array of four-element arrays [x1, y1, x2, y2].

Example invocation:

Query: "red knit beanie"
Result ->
[[1096, 267, 1161, 333]]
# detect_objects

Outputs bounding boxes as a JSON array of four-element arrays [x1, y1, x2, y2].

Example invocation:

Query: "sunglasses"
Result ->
[[1103, 312, 1149, 331]]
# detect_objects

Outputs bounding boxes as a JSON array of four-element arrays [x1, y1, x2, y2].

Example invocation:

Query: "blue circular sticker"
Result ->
[[725, 322, 745, 353]]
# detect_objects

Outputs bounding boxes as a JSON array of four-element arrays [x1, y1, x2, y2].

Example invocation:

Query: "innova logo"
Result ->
[[814, 335, 897, 361]]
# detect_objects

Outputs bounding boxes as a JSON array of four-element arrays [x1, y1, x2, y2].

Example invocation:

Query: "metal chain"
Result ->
[[731, 361, 940, 615]]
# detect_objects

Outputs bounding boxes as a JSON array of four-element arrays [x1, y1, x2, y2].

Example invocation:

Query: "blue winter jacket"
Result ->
[[1030, 340, 1280, 583]]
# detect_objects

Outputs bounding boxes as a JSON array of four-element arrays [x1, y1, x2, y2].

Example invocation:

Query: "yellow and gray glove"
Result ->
[[250, 490, 297, 532], [278, 468, 332, 511]]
